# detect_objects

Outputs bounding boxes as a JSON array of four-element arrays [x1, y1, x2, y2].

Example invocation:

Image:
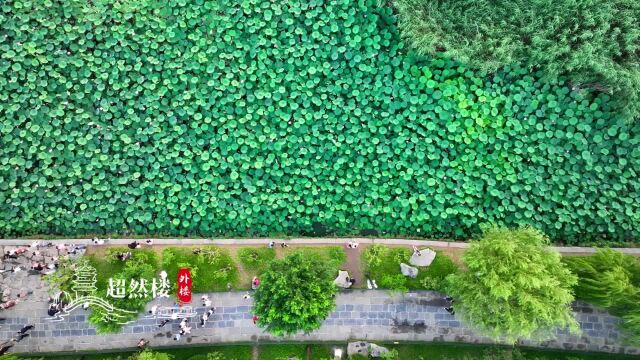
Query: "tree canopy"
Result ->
[[252, 252, 337, 335], [446, 226, 578, 341], [564, 249, 640, 344], [395, 0, 640, 121]]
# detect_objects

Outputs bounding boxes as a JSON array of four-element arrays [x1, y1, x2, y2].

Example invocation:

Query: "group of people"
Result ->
[[267, 241, 289, 249], [0, 324, 35, 354]]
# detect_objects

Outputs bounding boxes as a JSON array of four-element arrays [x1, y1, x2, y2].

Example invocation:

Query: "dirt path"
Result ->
[[344, 245, 365, 288]]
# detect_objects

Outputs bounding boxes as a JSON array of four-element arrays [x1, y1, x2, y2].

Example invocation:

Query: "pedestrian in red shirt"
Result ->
[[252, 315, 258, 325]]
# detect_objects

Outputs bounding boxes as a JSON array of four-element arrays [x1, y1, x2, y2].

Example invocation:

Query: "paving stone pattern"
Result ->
[[0, 291, 637, 356]]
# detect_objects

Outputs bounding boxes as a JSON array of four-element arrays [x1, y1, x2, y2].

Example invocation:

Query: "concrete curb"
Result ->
[[1, 237, 639, 254]]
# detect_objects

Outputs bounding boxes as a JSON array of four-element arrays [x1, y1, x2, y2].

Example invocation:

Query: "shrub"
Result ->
[[253, 252, 336, 335], [447, 226, 578, 342]]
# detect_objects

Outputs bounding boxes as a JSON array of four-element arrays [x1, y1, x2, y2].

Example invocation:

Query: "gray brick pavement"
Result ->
[[0, 291, 637, 356]]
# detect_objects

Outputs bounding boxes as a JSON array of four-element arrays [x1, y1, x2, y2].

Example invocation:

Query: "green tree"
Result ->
[[395, 0, 640, 121], [563, 249, 640, 344], [253, 252, 337, 335], [563, 249, 640, 311], [446, 226, 578, 341]]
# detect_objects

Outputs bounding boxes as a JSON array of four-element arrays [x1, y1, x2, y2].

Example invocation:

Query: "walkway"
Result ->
[[1, 237, 639, 255], [2, 291, 638, 356]]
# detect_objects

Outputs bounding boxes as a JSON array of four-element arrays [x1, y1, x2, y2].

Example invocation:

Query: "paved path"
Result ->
[[2, 238, 639, 254], [2, 291, 638, 356]]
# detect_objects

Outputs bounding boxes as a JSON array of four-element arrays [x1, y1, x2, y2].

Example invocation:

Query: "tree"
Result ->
[[395, 0, 640, 121], [563, 249, 640, 344], [252, 252, 337, 335], [446, 226, 578, 341]]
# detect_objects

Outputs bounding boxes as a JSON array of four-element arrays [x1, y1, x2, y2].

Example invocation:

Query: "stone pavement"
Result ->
[[0, 290, 637, 356]]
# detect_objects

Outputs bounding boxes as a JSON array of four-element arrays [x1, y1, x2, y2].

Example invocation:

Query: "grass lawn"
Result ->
[[363, 245, 458, 292], [236, 247, 277, 275], [280, 246, 346, 272], [86, 248, 159, 296], [162, 246, 239, 293]]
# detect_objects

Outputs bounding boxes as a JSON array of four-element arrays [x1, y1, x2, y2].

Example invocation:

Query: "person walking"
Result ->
[[137, 338, 149, 349], [17, 324, 34, 335], [252, 315, 259, 325]]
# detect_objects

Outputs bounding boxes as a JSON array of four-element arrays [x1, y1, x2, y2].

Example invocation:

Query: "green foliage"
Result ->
[[44, 255, 80, 294], [563, 250, 640, 311], [253, 252, 336, 335], [563, 250, 640, 345], [130, 350, 173, 360], [162, 246, 238, 292], [379, 348, 400, 360], [395, 0, 640, 121], [87, 250, 159, 333], [0, 0, 638, 243], [237, 247, 276, 274], [363, 245, 458, 291], [446, 226, 578, 342], [380, 274, 409, 293], [290, 247, 346, 271]]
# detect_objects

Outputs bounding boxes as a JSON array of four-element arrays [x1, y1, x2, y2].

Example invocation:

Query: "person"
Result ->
[[170, 312, 178, 320], [280, 242, 289, 248], [179, 318, 188, 329], [252, 315, 258, 325], [17, 324, 34, 335], [149, 304, 158, 315], [3, 251, 17, 260], [32, 262, 45, 271], [201, 295, 212, 307], [200, 308, 214, 327], [0, 300, 17, 310], [174, 333, 181, 341], [92, 238, 105, 245], [56, 243, 67, 254], [444, 307, 455, 315], [193, 248, 203, 255], [0, 342, 13, 355], [137, 338, 149, 349], [48, 303, 60, 316], [251, 276, 260, 290], [352, 241, 359, 249], [158, 319, 170, 327], [128, 241, 141, 250], [13, 333, 29, 343], [371, 279, 378, 289], [82, 302, 90, 310], [30, 241, 41, 249], [444, 295, 454, 303], [226, 282, 232, 291], [268, 241, 275, 249], [412, 245, 421, 256], [243, 292, 251, 300], [347, 241, 354, 248], [145, 239, 153, 245], [14, 247, 29, 255]]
